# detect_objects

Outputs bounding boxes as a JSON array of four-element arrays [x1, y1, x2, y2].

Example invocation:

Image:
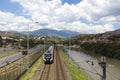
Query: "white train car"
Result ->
[[43, 45, 54, 64]]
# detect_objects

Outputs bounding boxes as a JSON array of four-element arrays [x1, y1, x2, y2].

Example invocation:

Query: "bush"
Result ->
[[80, 42, 120, 60]]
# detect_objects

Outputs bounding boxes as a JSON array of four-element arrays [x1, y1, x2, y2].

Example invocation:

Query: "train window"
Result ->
[[45, 54, 52, 59]]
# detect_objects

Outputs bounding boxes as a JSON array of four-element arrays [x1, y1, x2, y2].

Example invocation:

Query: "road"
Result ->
[[0, 47, 14, 54], [0, 45, 43, 68]]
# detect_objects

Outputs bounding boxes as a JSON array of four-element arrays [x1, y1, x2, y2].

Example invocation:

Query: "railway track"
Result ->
[[55, 47, 66, 80], [39, 64, 51, 80], [39, 46, 70, 80]]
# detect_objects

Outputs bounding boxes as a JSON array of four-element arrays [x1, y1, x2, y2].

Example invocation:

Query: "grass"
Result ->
[[19, 56, 43, 80], [59, 49, 88, 80], [0, 50, 19, 58]]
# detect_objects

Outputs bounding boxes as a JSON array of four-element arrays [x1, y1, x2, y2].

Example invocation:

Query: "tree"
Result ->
[[0, 36, 2, 47]]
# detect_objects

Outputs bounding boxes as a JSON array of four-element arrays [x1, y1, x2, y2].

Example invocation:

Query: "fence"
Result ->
[[0, 46, 47, 80]]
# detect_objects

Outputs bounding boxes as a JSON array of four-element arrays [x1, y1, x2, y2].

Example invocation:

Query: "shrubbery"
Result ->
[[81, 42, 120, 60]]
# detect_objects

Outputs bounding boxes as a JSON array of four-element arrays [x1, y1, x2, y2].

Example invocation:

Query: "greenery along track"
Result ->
[[59, 48, 88, 80], [19, 55, 43, 80]]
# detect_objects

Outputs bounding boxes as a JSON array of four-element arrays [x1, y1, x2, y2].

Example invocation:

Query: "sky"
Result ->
[[0, 0, 120, 34]]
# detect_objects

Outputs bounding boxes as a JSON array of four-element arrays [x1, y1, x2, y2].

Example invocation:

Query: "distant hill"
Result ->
[[24, 28, 80, 38], [105, 29, 120, 35], [74, 28, 120, 43]]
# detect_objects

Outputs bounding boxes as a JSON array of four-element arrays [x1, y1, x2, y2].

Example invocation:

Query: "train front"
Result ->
[[44, 53, 53, 64]]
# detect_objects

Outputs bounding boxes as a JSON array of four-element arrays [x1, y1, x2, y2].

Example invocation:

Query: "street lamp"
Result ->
[[27, 21, 39, 54], [26, 21, 39, 80], [69, 34, 71, 59], [42, 37, 45, 53]]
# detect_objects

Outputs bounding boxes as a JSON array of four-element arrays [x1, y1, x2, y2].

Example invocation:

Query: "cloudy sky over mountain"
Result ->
[[0, 0, 120, 33]]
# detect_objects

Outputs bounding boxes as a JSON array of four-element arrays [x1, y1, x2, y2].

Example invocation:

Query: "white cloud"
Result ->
[[78, 0, 120, 22], [0, 0, 119, 33], [92, 24, 114, 33], [0, 11, 32, 31]]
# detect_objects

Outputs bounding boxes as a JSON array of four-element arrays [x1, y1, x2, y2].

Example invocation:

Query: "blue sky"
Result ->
[[0, 0, 23, 16], [62, 0, 81, 4], [0, 0, 119, 33], [0, 0, 82, 18], [0, 0, 81, 16]]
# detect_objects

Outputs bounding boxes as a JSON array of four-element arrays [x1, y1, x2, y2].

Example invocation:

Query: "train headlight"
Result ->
[[43, 58, 46, 61], [50, 58, 52, 61]]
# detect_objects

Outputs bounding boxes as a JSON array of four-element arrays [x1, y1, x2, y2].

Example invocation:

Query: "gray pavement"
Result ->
[[0, 47, 14, 54], [0, 45, 43, 68]]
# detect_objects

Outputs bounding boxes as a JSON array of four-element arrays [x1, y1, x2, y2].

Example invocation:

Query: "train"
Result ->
[[43, 45, 54, 64]]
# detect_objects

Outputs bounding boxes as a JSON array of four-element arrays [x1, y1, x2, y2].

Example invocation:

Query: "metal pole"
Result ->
[[102, 64, 106, 80], [27, 23, 29, 55], [26, 23, 30, 80], [44, 38, 45, 53], [99, 56, 106, 80]]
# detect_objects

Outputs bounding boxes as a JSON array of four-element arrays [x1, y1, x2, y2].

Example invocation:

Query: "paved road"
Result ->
[[0, 48, 14, 54], [0, 45, 43, 68]]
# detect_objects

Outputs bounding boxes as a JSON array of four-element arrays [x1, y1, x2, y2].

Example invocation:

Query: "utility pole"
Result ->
[[99, 56, 106, 80]]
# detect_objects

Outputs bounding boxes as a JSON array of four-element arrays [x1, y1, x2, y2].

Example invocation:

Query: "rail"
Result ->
[[56, 47, 66, 80], [39, 64, 51, 80]]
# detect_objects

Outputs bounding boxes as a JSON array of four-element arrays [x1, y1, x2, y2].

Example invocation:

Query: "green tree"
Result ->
[[0, 36, 2, 47]]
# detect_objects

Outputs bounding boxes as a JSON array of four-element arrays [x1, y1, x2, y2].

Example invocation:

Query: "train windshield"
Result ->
[[45, 54, 51, 59]]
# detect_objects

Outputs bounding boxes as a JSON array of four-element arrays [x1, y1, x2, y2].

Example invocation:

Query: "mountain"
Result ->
[[105, 29, 120, 35], [28, 28, 80, 38], [74, 28, 120, 43]]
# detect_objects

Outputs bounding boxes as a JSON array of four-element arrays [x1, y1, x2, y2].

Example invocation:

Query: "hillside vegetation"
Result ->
[[81, 42, 120, 59]]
